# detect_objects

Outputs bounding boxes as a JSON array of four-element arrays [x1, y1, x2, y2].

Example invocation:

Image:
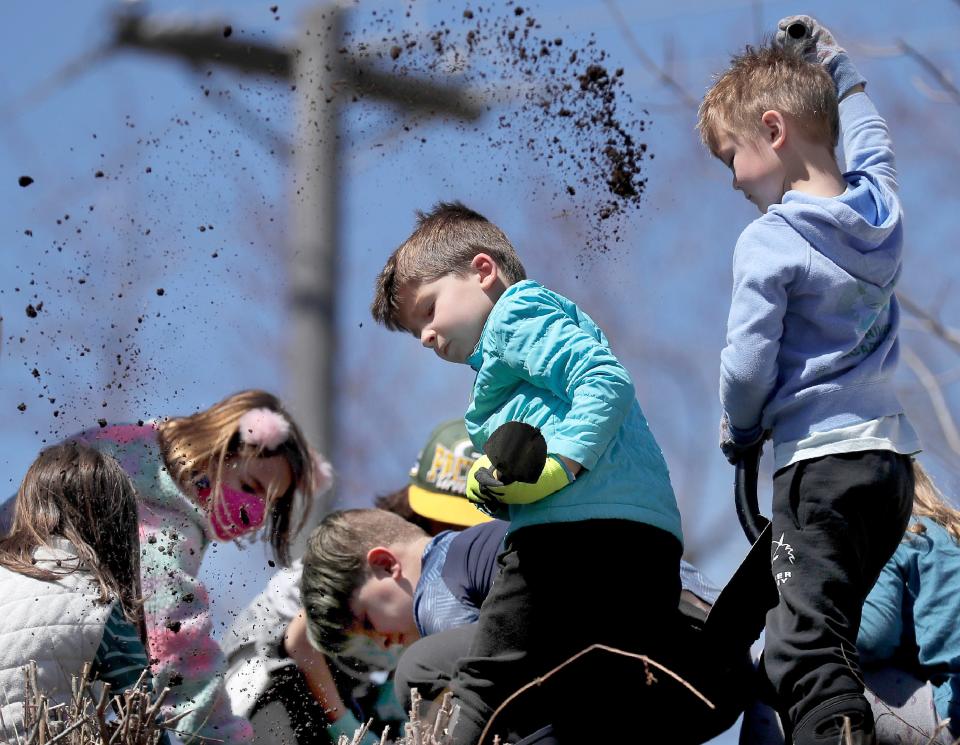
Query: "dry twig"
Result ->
[[897, 40, 960, 106], [903, 347, 960, 456], [3, 661, 178, 745], [601, 0, 699, 108], [477, 642, 713, 745]]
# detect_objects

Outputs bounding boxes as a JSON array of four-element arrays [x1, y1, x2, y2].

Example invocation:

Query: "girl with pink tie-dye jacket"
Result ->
[[76, 390, 331, 744]]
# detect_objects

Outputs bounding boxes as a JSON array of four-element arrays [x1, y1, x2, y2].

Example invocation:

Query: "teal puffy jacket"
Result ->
[[464, 280, 683, 543]]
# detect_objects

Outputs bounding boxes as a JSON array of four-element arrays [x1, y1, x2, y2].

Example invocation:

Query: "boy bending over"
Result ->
[[371, 202, 685, 744], [698, 16, 920, 745], [300, 508, 722, 719]]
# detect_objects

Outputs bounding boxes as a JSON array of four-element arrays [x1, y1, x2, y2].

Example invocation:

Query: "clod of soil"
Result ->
[[359, 4, 652, 256], [18, 176, 34, 187]]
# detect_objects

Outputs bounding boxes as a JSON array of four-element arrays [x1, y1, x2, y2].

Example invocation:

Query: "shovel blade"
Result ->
[[704, 524, 778, 650], [483, 421, 548, 485]]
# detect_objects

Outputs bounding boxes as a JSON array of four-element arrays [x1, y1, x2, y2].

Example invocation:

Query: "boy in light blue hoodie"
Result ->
[[698, 16, 921, 745], [371, 202, 685, 744]]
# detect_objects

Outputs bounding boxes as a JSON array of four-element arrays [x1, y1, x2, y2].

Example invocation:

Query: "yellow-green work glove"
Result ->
[[467, 453, 573, 506], [465, 455, 506, 515]]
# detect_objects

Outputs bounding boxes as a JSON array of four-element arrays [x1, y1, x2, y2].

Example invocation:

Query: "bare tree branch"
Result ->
[[601, 0, 699, 109], [897, 39, 960, 106], [902, 346, 960, 456], [752, 0, 764, 45], [0, 43, 112, 119], [910, 74, 959, 104], [900, 292, 960, 354]]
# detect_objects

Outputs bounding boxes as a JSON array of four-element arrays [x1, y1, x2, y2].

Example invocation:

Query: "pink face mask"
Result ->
[[196, 480, 267, 541]]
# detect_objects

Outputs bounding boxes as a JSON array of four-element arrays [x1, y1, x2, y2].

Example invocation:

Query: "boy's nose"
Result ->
[[421, 327, 436, 348]]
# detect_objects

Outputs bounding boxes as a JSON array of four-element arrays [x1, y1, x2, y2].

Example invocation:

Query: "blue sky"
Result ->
[[3, 2, 960, 741]]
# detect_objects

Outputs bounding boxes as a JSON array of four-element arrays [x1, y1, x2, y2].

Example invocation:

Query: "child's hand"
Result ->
[[327, 711, 379, 745], [775, 15, 845, 67], [776, 15, 865, 100], [719, 414, 766, 465], [466, 455, 509, 516], [468, 454, 573, 506]]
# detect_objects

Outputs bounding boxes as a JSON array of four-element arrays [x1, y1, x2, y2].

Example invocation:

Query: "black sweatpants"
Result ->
[[248, 651, 401, 745], [395, 623, 478, 711], [398, 603, 752, 745], [448, 519, 685, 745], [248, 664, 336, 745], [762, 450, 913, 743]]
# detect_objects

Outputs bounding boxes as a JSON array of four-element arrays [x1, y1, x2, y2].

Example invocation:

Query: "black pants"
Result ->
[[399, 606, 752, 745], [249, 664, 336, 745], [395, 623, 478, 711], [448, 520, 686, 745], [248, 655, 400, 745], [762, 450, 913, 744]]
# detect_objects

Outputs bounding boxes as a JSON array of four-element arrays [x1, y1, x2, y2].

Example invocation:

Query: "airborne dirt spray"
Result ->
[[5, 1, 651, 439], [350, 1, 652, 256]]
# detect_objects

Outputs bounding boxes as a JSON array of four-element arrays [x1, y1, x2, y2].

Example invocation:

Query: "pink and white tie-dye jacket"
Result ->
[[77, 423, 254, 744]]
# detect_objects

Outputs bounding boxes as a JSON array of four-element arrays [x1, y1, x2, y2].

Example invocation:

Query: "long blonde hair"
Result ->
[[909, 460, 960, 544], [0, 442, 144, 637], [157, 390, 320, 565]]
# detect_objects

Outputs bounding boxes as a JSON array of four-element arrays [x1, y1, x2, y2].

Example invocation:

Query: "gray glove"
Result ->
[[719, 414, 766, 466], [775, 15, 865, 98]]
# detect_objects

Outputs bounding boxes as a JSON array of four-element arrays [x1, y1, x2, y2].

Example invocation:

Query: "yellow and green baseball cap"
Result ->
[[408, 419, 492, 526]]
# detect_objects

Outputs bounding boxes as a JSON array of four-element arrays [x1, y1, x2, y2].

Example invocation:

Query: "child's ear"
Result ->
[[366, 546, 401, 577], [761, 110, 787, 150], [471, 253, 499, 289]]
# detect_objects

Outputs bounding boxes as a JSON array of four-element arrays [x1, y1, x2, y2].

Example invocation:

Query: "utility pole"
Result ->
[[289, 6, 342, 506], [113, 4, 483, 549]]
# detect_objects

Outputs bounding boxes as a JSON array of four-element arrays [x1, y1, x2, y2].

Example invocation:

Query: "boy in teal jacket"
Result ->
[[371, 202, 685, 744]]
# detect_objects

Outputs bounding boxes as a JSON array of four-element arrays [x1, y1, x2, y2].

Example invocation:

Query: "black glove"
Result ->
[[466, 456, 509, 517]]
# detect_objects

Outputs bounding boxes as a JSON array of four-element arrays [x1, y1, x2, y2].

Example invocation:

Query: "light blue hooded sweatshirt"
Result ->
[[721, 76, 908, 447], [465, 280, 682, 543]]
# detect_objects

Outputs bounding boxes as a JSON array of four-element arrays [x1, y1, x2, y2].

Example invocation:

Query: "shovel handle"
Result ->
[[734, 444, 769, 544], [787, 21, 810, 40]]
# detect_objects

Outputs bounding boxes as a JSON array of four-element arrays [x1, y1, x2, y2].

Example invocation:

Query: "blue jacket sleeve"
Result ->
[[857, 557, 906, 663], [496, 297, 635, 471], [719, 220, 803, 432], [834, 57, 897, 194]]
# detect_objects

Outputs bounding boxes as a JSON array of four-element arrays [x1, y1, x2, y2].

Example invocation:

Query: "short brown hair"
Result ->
[[300, 509, 427, 654], [371, 201, 527, 331], [698, 44, 839, 154]]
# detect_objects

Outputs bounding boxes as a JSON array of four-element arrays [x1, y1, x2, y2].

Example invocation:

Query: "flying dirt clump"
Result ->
[[351, 2, 651, 256]]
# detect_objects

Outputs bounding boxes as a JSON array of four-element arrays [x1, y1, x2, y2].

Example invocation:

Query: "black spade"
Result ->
[[483, 421, 547, 485]]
